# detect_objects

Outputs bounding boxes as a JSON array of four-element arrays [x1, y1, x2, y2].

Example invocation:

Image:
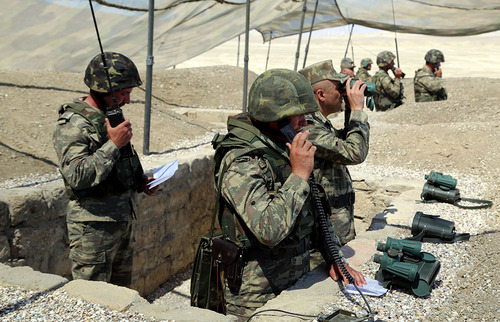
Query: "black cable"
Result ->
[[247, 308, 318, 321]]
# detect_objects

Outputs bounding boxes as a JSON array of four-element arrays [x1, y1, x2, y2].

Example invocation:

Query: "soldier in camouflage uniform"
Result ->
[[299, 60, 370, 246], [340, 57, 356, 77], [356, 58, 373, 82], [414, 49, 448, 102], [212, 69, 365, 320], [53, 52, 158, 287], [372, 51, 405, 111]]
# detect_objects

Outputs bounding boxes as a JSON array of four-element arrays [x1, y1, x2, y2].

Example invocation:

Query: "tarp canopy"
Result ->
[[1, 0, 499, 72]]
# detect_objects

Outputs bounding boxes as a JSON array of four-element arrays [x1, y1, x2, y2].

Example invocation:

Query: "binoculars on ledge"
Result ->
[[373, 237, 440, 297]]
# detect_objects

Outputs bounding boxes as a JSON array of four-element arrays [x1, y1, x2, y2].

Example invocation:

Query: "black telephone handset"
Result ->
[[107, 107, 133, 158]]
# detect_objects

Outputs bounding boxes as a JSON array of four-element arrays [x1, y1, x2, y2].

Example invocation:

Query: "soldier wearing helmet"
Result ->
[[53, 52, 157, 287], [299, 59, 370, 248], [372, 50, 405, 111], [356, 58, 373, 82], [414, 49, 447, 102], [212, 69, 365, 319], [340, 57, 356, 77]]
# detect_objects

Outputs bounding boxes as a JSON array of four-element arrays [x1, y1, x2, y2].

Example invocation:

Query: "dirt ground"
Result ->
[[1, 66, 499, 319]]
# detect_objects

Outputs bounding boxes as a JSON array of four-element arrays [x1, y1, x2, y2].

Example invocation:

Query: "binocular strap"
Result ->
[[454, 197, 493, 209]]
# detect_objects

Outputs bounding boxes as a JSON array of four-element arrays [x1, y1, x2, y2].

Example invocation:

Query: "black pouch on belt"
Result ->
[[211, 237, 244, 294]]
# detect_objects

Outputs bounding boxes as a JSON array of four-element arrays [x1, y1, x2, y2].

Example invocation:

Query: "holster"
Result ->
[[211, 237, 243, 294]]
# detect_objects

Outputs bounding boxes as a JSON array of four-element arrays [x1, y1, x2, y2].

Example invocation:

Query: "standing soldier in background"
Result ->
[[212, 69, 365, 320], [372, 51, 405, 111], [414, 49, 448, 102], [53, 52, 158, 287], [356, 58, 373, 82], [340, 57, 356, 77], [299, 60, 370, 246]]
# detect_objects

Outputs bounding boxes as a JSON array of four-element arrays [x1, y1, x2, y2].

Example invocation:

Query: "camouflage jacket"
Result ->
[[372, 69, 404, 111], [53, 98, 135, 222], [414, 65, 448, 102], [355, 67, 372, 82], [213, 115, 341, 256], [304, 110, 370, 204], [213, 115, 342, 309]]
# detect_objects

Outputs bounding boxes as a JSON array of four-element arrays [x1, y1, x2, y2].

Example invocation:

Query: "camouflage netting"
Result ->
[[1, 0, 499, 71]]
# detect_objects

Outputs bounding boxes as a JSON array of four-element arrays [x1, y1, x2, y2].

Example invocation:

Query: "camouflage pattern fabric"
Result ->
[[424, 49, 445, 63], [53, 99, 134, 222], [414, 66, 448, 102], [356, 67, 372, 82], [372, 69, 404, 111], [360, 58, 373, 68], [247, 69, 318, 122], [340, 57, 356, 70], [376, 51, 396, 68], [53, 99, 138, 285], [216, 118, 341, 320], [304, 110, 370, 245], [84, 52, 142, 93], [299, 60, 349, 85], [67, 220, 133, 287]]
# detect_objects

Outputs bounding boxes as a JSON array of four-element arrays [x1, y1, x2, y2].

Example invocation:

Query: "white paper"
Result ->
[[344, 278, 387, 297], [147, 160, 178, 188]]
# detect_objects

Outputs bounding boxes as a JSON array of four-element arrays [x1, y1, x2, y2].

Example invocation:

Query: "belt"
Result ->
[[328, 191, 355, 209], [244, 237, 310, 261]]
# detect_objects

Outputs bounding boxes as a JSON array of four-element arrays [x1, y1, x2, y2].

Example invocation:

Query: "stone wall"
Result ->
[[0, 150, 216, 296]]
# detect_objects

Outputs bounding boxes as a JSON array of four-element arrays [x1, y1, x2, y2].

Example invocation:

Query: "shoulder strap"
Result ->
[[60, 102, 106, 142]]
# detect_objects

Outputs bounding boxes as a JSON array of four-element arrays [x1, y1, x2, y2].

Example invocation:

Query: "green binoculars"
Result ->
[[421, 182, 460, 204], [377, 236, 421, 258], [425, 171, 457, 190], [341, 79, 375, 97], [407, 211, 470, 243], [374, 237, 440, 297]]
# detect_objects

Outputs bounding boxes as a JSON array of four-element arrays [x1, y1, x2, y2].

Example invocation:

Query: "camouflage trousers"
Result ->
[[224, 251, 310, 321], [330, 204, 355, 246], [67, 220, 133, 288]]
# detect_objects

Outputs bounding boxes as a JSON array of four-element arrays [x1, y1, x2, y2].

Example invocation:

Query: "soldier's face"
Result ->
[[326, 80, 343, 113], [104, 88, 133, 107], [289, 115, 307, 132]]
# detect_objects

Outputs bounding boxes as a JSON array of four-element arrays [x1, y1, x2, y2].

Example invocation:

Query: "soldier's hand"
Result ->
[[434, 67, 443, 77], [140, 176, 159, 196], [393, 67, 403, 79], [106, 118, 132, 149], [329, 262, 366, 287], [345, 78, 365, 111], [286, 130, 316, 181]]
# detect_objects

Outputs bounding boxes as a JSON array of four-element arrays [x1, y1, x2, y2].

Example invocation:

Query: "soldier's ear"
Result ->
[[315, 88, 327, 102]]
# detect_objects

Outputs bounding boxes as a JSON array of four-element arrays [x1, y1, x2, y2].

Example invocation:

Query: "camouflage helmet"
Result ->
[[340, 57, 356, 70], [248, 69, 319, 122], [376, 51, 396, 68], [425, 49, 445, 63], [84, 52, 142, 93], [360, 58, 373, 68]]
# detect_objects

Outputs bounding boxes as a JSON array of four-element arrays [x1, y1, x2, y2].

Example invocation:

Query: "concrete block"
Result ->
[[63, 280, 148, 312]]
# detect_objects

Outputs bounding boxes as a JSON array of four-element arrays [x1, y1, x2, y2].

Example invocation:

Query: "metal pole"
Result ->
[[294, 0, 308, 71], [391, 0, 400, 67], [265, 32, 272, 71], [237, 35, 240, 67], [143, 0, 154, 155], [344, 24, 354, 58], [242, 0, 250, 112], [303, 0, 318, 69]]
